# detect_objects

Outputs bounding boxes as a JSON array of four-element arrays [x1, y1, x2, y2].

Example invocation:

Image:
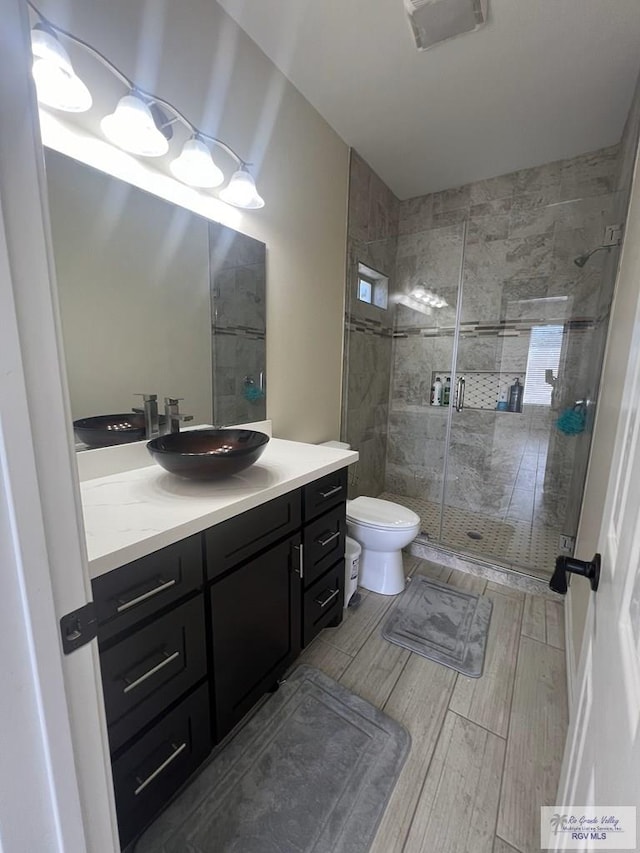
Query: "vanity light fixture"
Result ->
[[101, 93, 170, 157], [219, 166, 265, 210], [27, 3, 266, 209], [169, 136, 224, 188], [31, 23, 92, 112]]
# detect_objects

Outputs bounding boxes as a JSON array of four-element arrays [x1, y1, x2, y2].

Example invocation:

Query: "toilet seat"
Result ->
[[346, 497, 420, 530]]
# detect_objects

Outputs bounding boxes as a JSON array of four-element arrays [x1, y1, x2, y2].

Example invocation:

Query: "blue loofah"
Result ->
[[556, 405, 586, 435], [243, 384, 265, 403]]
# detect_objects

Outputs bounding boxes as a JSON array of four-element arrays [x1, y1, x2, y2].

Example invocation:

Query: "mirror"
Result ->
[[44, 149, 266, 446]]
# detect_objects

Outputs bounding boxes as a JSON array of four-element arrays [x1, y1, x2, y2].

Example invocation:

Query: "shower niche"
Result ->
[[429, 371, 526, 412]]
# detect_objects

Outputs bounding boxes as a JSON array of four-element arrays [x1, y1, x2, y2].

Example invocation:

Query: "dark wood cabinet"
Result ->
[[204, 491, 301, 580], [303, 467, 347, 520], [93, 534, 203, 643], [209, 534, 301, 738], [303, 560, 344, 646], [111, 682, 211, 849], [92, 466, 348, 849], [100, 596, 207, 753]]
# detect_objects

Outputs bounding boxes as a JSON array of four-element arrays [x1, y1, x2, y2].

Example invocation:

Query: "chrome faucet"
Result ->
[[164, 397, 194, 434], [135, 393, 159, 438]]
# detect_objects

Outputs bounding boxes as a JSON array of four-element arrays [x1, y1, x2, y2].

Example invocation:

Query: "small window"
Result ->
[[358, 277, 373, 303], [357, 263, 388, 309]]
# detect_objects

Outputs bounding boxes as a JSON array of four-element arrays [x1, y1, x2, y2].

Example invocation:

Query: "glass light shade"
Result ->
[[219, 168, 265, 209], [100, 94, 169, 157], [169, 138, 224, 188], [31, 26, 92, 112]]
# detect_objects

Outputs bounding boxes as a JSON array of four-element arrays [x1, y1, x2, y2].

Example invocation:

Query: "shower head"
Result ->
[[573, 245, 611, 268]]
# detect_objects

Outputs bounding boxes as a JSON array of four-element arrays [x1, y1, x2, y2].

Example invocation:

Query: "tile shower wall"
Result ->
[[343, 151, 399, 497], [386, 146, 622, 553]]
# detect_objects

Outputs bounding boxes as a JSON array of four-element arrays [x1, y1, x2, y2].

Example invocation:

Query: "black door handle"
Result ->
[[549, 553, 600, 594]]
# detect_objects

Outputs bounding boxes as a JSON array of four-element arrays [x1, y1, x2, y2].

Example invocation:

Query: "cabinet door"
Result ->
[[210, 535, 300, 739], [112, 682, 211, 849], [303, 467, 348, 521], [303, 561, 344, 647], [302, 503, 346, 588], [93, 534, 203, 644], [100, 596, 207, 753], [205, 491, 301, 581]]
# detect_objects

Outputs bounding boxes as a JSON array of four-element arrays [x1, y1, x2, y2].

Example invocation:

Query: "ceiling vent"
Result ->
[[404, 0, 488, 51]]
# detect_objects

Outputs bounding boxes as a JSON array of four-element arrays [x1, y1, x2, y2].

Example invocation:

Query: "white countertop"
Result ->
[[81, 436, 357, 579]]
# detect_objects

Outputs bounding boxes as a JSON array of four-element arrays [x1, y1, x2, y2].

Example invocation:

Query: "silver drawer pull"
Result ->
[[123, 651, 180, 694], [134, 741, 187, 796], [116, 578, 176, 612], [316, 530, 340, 548], [319, 485, 342, 499], [315, 588, 339, 609]]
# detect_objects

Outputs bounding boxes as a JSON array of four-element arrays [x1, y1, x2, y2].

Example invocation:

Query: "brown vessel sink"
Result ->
[[147, 429, 270, 480]]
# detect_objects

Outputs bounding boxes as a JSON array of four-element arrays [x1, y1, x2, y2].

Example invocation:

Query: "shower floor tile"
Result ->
[[377, 491, 561, 578]]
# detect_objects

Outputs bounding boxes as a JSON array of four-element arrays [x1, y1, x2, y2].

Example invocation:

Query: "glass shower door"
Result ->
[[384, 221, 465, 532], [441, 241, 592, 577]]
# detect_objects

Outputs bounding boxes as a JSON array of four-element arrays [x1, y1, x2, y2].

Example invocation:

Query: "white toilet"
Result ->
[[346, 497, 420, 595], [320, 442, 420, 595]]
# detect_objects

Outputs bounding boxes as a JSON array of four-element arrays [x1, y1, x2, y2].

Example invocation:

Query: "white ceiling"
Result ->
[[217, 0, 640, 199]]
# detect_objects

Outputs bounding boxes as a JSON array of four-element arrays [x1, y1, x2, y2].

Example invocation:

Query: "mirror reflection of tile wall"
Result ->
[[210, 228, 266, 424]]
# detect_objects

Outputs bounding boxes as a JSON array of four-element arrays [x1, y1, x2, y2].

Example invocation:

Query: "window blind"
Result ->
[[523, 325, 563, 405]]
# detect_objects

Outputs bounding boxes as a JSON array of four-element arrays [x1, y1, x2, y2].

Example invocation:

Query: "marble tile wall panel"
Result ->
[[617, 70, 640, 202], [343, 151, 401, 494], [348, 150, 373, 244], [390, 337, 454, 406]]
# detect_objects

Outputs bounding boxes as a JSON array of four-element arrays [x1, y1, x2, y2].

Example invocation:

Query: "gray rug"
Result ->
[[382, 575, 492, 677], [135, 665, 410, 853]]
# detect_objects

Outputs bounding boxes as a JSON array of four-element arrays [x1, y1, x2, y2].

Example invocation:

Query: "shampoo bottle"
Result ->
[[508, 378, 524, 413], [431, 376, 443, 406], [496, 385, 508, 411], [443, 377, 451, 406]]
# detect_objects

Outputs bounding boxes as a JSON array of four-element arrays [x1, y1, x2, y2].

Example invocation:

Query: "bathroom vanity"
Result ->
[[81, 436, 356, 848]]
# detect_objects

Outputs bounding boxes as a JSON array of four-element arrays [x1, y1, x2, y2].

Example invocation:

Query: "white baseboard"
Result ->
[[564, 586, 575, 712]]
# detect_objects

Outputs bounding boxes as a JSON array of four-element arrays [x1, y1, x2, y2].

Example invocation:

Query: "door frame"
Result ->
[[0, 0, 119, 849]]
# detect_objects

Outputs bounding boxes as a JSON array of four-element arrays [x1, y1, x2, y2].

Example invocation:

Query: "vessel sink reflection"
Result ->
[[74, 413, 166, 448], [147, 429, 270, 480]]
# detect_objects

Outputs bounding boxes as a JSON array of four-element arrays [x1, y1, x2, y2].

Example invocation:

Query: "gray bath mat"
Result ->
[[382, 575, 492, 677], [135, 665, 410, 853]]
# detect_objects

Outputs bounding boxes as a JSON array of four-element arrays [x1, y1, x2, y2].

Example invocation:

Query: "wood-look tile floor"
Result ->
[[295, 555, 568, 853]]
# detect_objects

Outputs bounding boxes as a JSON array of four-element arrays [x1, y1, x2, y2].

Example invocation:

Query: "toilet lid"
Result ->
[[346, 497, 420, 529]]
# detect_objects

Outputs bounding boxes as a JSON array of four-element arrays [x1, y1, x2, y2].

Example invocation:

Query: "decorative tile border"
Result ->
[[346, 313, 394, 337], [213, 324, 265, 341], [393, 315, 600, 339]]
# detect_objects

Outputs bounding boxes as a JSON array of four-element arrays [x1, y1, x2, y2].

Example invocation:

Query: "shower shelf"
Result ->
[[430, 370, 525, 412]]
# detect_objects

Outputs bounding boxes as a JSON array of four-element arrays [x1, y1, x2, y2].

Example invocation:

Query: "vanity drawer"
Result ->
[[93, 535, 204, 643], [101, 596, 207, 753], [205, 490, 301, 580], [303, 467, 347, 521], [112, 682, 211, 849], [303, 561, 344, 647], [302, 503, 346, 588]]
